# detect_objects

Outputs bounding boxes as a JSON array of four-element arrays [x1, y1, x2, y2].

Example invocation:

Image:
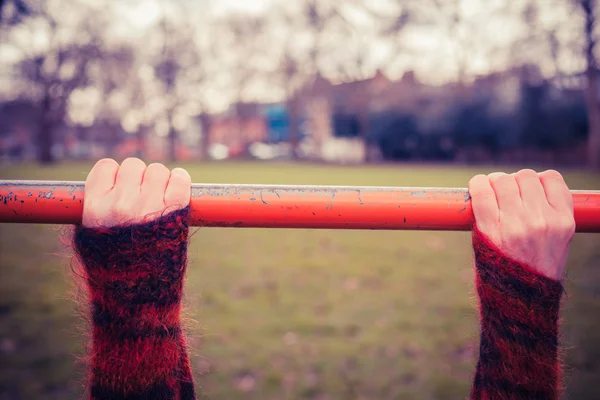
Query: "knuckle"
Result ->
[[497, 174, 513, 184], [169, 168, 192, 186], [519, 168, 537, 175], [516, 168, 537, 179], [488, 172, 512, 184], [146, 163, 170, 177], [540, 169, 564, 182], [95, 158, 118, 168], [89, 159, 119, 180], [122, 157, 146, 168], [171, 167, 191, 178], [469, 175, 487, 190], [469, 174, 487, 186], [148, 162, 168, 171], [487, 171, 504, 180]]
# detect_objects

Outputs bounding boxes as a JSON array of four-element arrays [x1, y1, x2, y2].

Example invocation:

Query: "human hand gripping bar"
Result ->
[[0, 180, 599, 232]]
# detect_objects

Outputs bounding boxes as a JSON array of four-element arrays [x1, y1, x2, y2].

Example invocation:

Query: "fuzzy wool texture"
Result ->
[[72, 207, 563, 400], [471, 227, 563, 400], [73, 206, 196, 400]]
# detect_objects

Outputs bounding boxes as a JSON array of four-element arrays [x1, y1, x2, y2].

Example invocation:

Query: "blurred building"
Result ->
[[203, 102, 269, 158], [0, 65, 591, 165]]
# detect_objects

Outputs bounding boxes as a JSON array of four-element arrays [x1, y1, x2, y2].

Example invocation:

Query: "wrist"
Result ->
[[74, 207, 190, 268], [473, 227, 563, 313]]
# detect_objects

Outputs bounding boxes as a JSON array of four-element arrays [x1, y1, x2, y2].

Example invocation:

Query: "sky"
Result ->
[[109, 0, 582, 83], [211, 0, 273, 15], [1, 0, 582, 83]]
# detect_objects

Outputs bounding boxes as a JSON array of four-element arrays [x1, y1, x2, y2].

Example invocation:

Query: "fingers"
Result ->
[[141, 163, 171, 207], [470, 169, 574, 281], [513, 169, 547, 215], [165, 167, 192, 210], [83, 159, 191, 227], [85, 158, 119, 198], [539, 170, 573, 212], [112, 157, 146, 198], [469, 174, 499, 231], [488, 172, 522, 212]]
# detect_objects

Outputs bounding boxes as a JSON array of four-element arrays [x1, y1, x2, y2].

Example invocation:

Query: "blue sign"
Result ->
[[263, 104, 289, 143]]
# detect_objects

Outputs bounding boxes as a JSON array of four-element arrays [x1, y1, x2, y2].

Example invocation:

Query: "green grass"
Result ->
[[1, 161, 599, 400]]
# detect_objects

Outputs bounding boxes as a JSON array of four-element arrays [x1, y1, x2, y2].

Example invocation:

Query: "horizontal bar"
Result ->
[[0, 180, 599, 232]]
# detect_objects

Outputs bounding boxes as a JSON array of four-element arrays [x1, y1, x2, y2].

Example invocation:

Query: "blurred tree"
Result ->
[[511, 1, 562, 76], [299, 0, 341, 76], [154, 3, 209, 162], [156, 18, 183, 162], [281, 51, 303, 158], [331, 2, 408, 161], [4, 1, 104, 163], [269, 1, 345, 157], [579, 0, 600, 168], [90, 46, 141, 155], [0, 0, 29, 24], [213, 13, 267, 153], [511, 0, 597, 167], [384, 0, 474, 88]]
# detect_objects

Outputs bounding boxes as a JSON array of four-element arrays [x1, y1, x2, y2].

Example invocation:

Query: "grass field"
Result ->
[[1, 161, 599, 400]]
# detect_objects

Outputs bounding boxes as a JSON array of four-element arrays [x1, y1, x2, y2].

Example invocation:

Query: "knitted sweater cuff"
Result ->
[[472, 227, 563, 317], [73, 206, 191, 331], [74, 207, 190, 273]]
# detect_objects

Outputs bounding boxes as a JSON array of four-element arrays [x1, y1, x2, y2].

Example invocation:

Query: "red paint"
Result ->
[[1, 180, 599, 232]]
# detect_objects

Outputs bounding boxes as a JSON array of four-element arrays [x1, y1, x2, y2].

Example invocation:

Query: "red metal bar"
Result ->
[[0, 180, 599, 232]]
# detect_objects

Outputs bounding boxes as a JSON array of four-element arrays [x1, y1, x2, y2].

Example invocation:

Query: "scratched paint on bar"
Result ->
[[1, 180, 600, 232], [187, 184, 474, 230]]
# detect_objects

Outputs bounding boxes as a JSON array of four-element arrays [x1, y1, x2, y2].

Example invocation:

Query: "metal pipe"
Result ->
[[1, 180, 599, 232]]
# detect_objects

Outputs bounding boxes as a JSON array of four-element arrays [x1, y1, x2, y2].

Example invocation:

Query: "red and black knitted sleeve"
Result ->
[[73, 207, 196, 400], [470, 228, 563, 400]]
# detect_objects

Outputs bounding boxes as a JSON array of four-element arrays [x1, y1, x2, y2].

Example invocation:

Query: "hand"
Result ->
[[468, 169, 575, 280], [82, 158, 192, 228]]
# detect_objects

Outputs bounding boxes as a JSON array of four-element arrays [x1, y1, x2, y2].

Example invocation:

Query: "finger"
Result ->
[[488, 172, 522, 212], [112, 157, 146, 197], [468, 174, 499, 229], [84, 158, 119, 198], [539, 170, 573, 212], [141, 163, 171, 207], [513, 169, 548, 215], [165, 167, 192, 210]]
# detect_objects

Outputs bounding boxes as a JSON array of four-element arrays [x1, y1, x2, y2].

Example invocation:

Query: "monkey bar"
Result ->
[[0, 180, 599, 232]]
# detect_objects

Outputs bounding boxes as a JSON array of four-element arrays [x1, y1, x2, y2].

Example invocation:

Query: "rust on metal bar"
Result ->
[[1, 180, 599, 232]]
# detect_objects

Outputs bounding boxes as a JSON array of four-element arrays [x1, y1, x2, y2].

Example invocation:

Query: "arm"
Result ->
[[73, 158, 197, 400], [468, 169, 575, 400], [471, 227, 562, 399]]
